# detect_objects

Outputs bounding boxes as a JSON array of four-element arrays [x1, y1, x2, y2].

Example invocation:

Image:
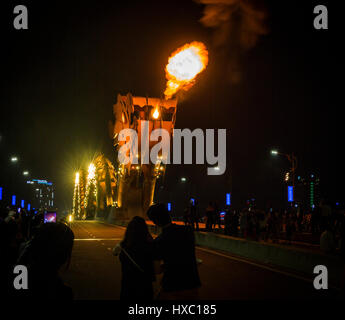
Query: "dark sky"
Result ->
[[1, 0, 344, 211]]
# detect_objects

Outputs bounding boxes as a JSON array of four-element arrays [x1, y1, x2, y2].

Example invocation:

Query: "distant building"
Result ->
[[295, 174, 320, 211], [26, 179, 55, 211]]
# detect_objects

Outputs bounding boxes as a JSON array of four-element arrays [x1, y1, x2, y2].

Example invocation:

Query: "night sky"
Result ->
[[1, 0, 344, 211]]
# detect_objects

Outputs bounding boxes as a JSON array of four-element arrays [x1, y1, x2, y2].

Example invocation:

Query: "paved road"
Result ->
[[60, 221, 339, 300]]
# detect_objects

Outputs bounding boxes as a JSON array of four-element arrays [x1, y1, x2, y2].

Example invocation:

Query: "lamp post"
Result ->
[[271, 150, 298, 188]]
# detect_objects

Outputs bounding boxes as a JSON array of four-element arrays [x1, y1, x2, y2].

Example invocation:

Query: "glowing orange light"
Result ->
[[164, 41, 208, 99], [153, 108, 159, 119]]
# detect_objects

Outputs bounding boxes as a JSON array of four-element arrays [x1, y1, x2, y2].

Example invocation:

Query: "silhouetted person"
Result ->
[[147, 203, 201, 299], [240, 209, 248, 238], [183, 208, 191, 227], [212, 202, 220, 230], [205, 202, 214, 231], [189, 199, 199, 231], [16, 222, 74, 300], [286, 212, 295, 244], [224, 209, 231, 235], [114, 216, 155, 300], [320, 199, 332, 232], [320, 223, 336, 254]]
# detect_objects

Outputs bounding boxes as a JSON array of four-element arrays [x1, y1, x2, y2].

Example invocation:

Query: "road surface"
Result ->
[[60, 221, 339, 300]]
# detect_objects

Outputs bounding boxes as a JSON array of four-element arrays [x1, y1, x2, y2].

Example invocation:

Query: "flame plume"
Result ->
[[164, 41, 208, 99]]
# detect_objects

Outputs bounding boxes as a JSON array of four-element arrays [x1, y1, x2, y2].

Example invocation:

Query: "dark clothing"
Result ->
[[153, 223, 201, 292], [205, 207, 214, 231], [224, 211, 231, 235], [13, 266, 73, 300], [190, 206, 199, 231], [119, 242, 155, 300]]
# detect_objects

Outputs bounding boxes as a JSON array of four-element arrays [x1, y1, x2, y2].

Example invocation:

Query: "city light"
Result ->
[[226, 193, 231, 206], [73, 172, 81, 217], [21, 200, 25, 208], [11, 156, 18, 162], [271, 150, 278, 155], [12, 195, 16, 206], [167, 202, 172, 212], [0, 187, 2, 201], [75, 172, 80, 184], [27, 203, 31, 211], [23, 171, 29, 176], [88, 163, 96, 180], [84, 163, 97, 209], [181, 177, 186, 182], [287, 186, 293, 202]]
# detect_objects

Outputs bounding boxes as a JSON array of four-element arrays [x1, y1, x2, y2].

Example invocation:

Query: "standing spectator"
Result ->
[[147, 204, 201, 299], [320, 224, 336, 254], [311, 205, 321, 235], [212, 202, 220, 230], [286, 212, 296, 244], [189, 199, 199, 231], [205, 202, 214, 231], [224, 209, 231, 235], [114, 216, 156, 300], [320, 199, 332, 232], [183, 208, 191, 227], [239, 209, 248, 238], [231, 210, 239, 237]]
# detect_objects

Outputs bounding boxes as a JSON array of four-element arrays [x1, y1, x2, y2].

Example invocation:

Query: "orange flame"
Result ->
[[164, 41, 208, 99]]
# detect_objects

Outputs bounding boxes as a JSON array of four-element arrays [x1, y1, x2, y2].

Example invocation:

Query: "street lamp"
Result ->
[[181, 177, 187, 182], [270, 149, 298, 187], [23, 171, 29, 176], [11, 156, 18, 162]]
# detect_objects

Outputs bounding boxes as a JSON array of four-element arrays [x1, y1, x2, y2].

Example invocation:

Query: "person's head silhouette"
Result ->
[[122, 216, 151, 248], [147, 203, 171, 227], [27, 222, 74, 271]]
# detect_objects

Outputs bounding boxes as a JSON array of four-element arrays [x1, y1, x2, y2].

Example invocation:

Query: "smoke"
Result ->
[[196, 0, 268, 84]]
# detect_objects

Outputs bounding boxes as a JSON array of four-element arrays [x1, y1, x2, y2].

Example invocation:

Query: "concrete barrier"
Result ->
[[195, 232, 344, 285], [95, 216, 344, 286]]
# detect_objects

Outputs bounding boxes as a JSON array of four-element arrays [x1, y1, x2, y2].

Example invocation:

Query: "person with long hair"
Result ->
[[114, 216, 156, 300]]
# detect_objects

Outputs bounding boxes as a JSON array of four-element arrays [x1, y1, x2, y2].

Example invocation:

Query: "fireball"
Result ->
[[164, 41, 208, 99]]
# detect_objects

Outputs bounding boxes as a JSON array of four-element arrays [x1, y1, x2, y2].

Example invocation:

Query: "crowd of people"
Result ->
[[1, 203, 202, 301], [0, 205, 74, 299], [182, 200, 345, 256], [2, 199, 345, 300], [114, 204, 201, 300]]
